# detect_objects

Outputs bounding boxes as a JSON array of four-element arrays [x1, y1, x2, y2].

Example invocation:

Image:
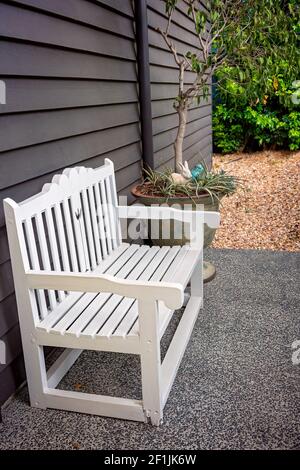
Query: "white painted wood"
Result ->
[[62, 198, 79, 272], [81, 188, 97, 270], [99, 179, 113, 254], [53, 202, 71, 272], [38, 244, 130, 332], [3, 200, 48, 408], [163, 246, 201, 288], [158, 303, 173, 339], [18, 163, 113, 219], [23, 217, 48, 319], [139, 299, 163, 426], [3, 159, 218, 425], [105, 158, 121, 246], [47, 244, 137, 335], [129, 245, 198, 337], [87, 185, 102, 265], [118, 205, 220, 228], [35, 212, 57, 311], [112, 246, 170, 338], [66, 189, 88, 272], [104, 176, 117, 250], [47, 349, 82, 389], [63, 245, 140, 337], [191, 250, 203, 303], [25, 270, 184, 311], [52, 292, 99, 336], [82, 246, 150, 337], [44, 207, 65, 302], [36, 328, 141, 354], [45, 388, 147, 422], [93, 182, 108, 259], [161, 296, 202, 406], [98, 246, 160, 338]]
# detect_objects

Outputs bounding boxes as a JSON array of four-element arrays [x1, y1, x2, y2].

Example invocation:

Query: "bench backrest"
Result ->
[[4, 159, 121, 320]]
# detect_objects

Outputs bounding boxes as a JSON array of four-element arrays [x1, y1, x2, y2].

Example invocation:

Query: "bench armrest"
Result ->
[[25, 270, 184, 310], [117, 205, 220, 229]]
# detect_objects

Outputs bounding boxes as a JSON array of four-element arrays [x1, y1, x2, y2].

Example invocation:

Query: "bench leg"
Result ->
[[139, 300, 163, 426], [191, 249, 203, 307], [23, 341, 48, 409]]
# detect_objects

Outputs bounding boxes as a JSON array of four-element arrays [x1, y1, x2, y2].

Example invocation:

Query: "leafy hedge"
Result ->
[[213, 1, 300, 153], [213, 101, 300, 153]]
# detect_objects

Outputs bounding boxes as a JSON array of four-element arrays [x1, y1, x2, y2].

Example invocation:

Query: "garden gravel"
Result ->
[[212, 150, 300, 252]]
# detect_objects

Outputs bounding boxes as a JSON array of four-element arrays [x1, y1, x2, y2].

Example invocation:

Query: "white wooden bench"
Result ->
[[4, 159, 219, 425]]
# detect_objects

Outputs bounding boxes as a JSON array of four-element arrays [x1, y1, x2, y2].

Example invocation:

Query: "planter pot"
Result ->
[[131, 186, 222, 282]]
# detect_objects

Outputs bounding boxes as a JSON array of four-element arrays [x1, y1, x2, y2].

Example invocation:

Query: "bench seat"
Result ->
[[36, 243, 200, 352]]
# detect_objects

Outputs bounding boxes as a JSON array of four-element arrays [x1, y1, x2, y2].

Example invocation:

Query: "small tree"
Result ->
[[157, 0, 247, 172]]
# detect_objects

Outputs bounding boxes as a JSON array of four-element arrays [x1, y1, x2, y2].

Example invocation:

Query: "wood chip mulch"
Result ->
[[211, 150, 300, 252]]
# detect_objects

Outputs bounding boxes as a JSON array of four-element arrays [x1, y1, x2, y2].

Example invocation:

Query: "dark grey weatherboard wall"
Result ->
[[147, 0, 212, 170], [0, 0, 141, 408]]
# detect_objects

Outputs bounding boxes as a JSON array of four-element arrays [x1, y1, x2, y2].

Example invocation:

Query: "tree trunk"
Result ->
[[174, 105, 188, 172]]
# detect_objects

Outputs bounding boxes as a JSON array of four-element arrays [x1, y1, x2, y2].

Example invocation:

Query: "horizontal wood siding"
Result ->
[[0, 0, 141, 407], [147, 0, 212, 170]]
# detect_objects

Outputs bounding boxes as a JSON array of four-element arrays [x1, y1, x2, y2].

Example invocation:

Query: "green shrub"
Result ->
[[213, 104, 300, 153], [213, 0, 300, 153], [212, 105, 244, 153]]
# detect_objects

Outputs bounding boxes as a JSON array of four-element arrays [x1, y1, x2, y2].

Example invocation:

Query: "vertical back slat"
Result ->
[[68, 194, 88, 272], [35, 212, 57, 311], [104, 177, 117, 250], [53, 203, 70, 272], [81, 189, 97, 270], [87, 186, 102, 264], [108, 171, 121, 245], [99, 179, 113, 254], [23, 218, 48, 319], [44, 207, 65, 302], [62, 199, 79, 272], [93, 183, 108, 259]]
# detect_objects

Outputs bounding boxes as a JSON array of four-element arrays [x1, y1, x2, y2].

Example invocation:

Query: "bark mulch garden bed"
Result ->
[[211, 150, 300, 252]]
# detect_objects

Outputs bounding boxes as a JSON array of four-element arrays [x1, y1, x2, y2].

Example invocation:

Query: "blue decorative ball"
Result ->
[[191, 164, 204, 180]]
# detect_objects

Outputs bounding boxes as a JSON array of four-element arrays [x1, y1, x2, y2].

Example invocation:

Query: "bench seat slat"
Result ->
[[45, 244, 140, 335], [37, 244, 199, 341], [81, 246, 160, 338], [128, 246, 197, 337], [37, 243, 129, 331], [113, 246, 181, 338], [63, 244, 141, 336], [97, 246, 161, 338], [79, 245, 150, 337]]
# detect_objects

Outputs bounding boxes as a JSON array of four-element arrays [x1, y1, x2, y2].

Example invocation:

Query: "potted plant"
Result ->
[[132, 0, 242, 281]]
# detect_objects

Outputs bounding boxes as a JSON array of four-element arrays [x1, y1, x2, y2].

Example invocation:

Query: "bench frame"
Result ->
[[4, 160, 219, 425]]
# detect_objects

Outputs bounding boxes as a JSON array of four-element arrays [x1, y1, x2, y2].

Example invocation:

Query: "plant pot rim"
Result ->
[[131, 184, 218, 201]]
